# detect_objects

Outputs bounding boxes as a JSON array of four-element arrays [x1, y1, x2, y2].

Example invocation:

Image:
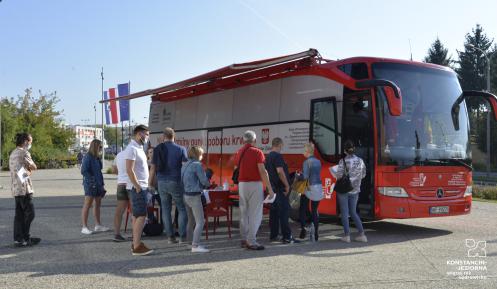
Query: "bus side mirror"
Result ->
[[355, 79, 402, 116], [451, 90, 497, 131]]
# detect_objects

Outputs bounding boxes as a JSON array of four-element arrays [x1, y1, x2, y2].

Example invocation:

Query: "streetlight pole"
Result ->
[[94, 103, 97, 139], [469, 44, 492, 176], [101, 67, 105, 161], [0, 103, 2, 175]]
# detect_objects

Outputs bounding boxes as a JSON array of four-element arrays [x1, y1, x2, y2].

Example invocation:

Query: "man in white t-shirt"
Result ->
[[111, 149, 131, 242], [125, 125, 153, 256]]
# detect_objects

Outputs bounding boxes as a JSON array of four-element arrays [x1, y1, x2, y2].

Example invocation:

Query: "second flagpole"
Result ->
[[101, 67, 105, 161]]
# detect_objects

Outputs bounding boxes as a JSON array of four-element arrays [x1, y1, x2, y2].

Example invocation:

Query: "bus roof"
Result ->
[[100, 48, 452, 104]]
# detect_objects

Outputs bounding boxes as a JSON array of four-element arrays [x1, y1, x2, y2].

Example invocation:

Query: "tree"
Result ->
[[456, 24, 493, 147], [456, 24, 493, 91], [491, 44, 497, 95], [1, 89, 74, 169], [424, 37, 453, 67], [104, 125, 128, 153]]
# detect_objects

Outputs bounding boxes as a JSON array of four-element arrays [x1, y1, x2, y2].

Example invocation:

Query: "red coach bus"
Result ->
[[107, 49, 497, 220]]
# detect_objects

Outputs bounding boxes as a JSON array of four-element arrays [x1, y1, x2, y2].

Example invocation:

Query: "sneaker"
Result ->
[[179, 237, 187, 244], [299, 228, 306, 239], [355, 234, 368, 243], [168, 237, 178, 244], [192, 245, 210, 253], [26, 237, 41, 246], [14, 240, 27, 248], [113, 234, 126, 242], [240, 240, 248, 248], [282, 238, 300, 244], [81, 227, 93, 235], [94, 225, 110, 232], [247, 244, 265, 250], [340, 235, 351, 243], [132, 243, 153, 256]]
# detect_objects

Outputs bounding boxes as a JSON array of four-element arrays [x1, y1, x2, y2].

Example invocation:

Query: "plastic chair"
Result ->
[[124, 201, 160, 233], [228, 193, 239, 221], [124, 203, 131, 233], [204, 191, 232, 240]]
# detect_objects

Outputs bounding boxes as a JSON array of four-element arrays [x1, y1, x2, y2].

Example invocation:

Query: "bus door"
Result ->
[[341, 90, 375, 219], [310, 97, 339, 216], [206, 129, 223, 186]]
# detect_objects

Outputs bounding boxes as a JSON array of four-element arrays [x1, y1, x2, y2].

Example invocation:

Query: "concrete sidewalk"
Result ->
[[0, 168, 495, 288]]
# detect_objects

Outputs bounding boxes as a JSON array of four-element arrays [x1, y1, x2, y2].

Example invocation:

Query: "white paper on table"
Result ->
[[263, 194, 276, 204], [17, 167, 29, 184], [329, 165, 339, 178], [202, 190, 211, 204]]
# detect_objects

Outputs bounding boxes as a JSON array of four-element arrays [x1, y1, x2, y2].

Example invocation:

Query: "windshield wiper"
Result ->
[[435, 158, 473, 171], [395, 163, 415, 172], [395, 160, 423, 172]]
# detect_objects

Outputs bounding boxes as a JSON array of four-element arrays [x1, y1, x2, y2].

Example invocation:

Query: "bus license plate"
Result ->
[[430, 206, 449, 214]]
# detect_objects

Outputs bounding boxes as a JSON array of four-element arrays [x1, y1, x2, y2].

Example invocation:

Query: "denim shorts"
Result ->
[[130, 188, 148, 217]]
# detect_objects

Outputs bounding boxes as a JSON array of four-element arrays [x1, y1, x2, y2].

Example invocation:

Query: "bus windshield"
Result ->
[[373, 62, 471, 167]]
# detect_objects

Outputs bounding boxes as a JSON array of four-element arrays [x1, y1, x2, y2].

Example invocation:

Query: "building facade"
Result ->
[[71, 126, 107, 151]]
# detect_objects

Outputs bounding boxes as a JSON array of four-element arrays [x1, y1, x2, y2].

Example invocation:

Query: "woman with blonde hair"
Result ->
[[298, 143, 323, 241], [80, 139, 109, 235], [181, 145, 211, 253]]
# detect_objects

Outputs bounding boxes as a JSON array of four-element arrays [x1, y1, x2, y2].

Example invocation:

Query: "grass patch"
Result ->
[[472, 197, 497, 204]]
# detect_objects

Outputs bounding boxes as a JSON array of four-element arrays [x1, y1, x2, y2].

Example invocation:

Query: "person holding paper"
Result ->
[[265, 138, 298, 244], [9, 133, 40, 247], [234, 130, 274, 251], [181, 146, 211, 253]]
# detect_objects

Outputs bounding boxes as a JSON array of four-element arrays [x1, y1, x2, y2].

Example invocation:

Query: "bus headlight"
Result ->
[[378, 187, 408, 198], [463, 186, 472, 197]]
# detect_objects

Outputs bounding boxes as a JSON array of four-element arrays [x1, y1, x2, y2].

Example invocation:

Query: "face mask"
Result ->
[[139, 133, 149, 145], [26, 144, 32, 151]]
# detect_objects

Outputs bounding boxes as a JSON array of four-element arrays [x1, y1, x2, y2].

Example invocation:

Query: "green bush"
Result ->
[[104, 154, 115, 161], [105, 167, 114, 174], [473, 185, 497, 200], [1, 89, 74, 170]]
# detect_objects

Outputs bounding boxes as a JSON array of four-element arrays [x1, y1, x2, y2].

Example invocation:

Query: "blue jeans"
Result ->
[[269, 190, 292, 240], [158, 180, 187, 238], [337, 193, 364, 235]]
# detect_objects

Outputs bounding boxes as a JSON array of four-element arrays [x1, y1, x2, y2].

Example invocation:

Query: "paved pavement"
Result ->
[[0, 168, 496, 289]]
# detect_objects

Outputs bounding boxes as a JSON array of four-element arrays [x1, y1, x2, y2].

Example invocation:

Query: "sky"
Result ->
[[1, 0, 497, 126]]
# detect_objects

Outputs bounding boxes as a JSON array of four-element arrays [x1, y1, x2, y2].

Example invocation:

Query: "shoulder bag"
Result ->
[[231, 147, 248, 184], [335, 158, 353, 194]]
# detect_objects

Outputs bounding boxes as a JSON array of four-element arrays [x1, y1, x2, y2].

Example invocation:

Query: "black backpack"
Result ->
[[143, 216, 164, 236]]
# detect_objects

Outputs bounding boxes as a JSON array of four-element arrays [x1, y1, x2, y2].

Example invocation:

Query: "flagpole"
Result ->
[[115, 123, 118, 154], [128, 81, 131, 142], [101, 67, 105, 161]]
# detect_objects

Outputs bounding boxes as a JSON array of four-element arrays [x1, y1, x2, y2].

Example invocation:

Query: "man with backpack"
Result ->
[[149, 127, 188, 244]]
